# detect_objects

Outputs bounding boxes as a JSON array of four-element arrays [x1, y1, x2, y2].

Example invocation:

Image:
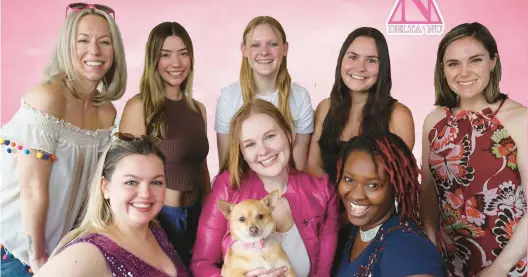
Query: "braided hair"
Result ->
[[335, 133, 420, 223]]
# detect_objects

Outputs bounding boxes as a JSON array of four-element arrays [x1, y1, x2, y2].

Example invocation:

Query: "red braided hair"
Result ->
[[335, 133, 421, 223]]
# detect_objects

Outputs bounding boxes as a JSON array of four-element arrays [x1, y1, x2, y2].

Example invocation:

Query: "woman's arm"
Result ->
[[292, 87, 315, 172], [478, 104, 527, 276], [18, 86, 67, 270], [389, 102, 415, 150], [119, 95, 147, 136], [35, 243, 110, 277], [292, 133, 310, 171], [217, 133, 230, 169], [191, 174, 232, 277], [19, 150, 52, 270], [214, 90, 234, 168], [197, 101, 212, 200], [314, 174, 339, 277], [307, 99, 330, 178], [420, 108, 444, 245]]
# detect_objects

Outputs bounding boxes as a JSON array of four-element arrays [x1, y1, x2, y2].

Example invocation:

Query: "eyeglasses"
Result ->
[[113, 132, 161, 145], [65, 2, 115, 18]]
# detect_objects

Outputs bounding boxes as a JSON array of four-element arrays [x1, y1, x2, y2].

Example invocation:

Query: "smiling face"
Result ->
[[73, 14, 114, 84], [442, 36, 497, 101], [157, 35, 192, 91], [239, 113, 291, 179], [338, 150, 394, 230], [340, 36, 380, 94], [102, 154, 166, 228], [242, 24, 288, 79]]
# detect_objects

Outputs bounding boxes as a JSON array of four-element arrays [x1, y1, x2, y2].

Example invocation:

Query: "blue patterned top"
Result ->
[[336, 214, 445, 277]]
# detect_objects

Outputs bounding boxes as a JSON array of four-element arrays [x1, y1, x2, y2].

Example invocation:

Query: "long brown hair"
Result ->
[[434, 22, 505, 108], [219, 99, 295, 189], [239, 16, 293, 126], [140, 22, 197, 138], [320, 27, 395, 154]]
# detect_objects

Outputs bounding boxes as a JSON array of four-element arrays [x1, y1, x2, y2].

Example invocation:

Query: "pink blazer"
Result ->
[[191, 169, 339, 277]]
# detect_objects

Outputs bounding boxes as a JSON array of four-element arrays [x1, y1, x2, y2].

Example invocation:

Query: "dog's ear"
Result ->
[[261, 190, 280, 211], [217, 200, 233, 218]]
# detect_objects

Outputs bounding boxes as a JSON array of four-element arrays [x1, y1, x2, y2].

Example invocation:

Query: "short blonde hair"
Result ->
[[219, 99, 295, 189], [42, 9, 127, 106]]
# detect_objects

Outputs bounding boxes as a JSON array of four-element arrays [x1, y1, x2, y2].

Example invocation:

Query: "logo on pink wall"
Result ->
[[386, 0, 445, 35]]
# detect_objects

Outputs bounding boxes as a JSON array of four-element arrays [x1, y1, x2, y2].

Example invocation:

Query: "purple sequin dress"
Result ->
[[70, 224, 190, 277]]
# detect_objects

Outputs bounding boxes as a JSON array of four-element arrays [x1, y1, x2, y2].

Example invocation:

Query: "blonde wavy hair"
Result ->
[[140, 22, 198, 138], [240, 16, 293, 126], [42, 8, 127, 106], [51, 139, 165, 256], [219, 99, 295, 189]]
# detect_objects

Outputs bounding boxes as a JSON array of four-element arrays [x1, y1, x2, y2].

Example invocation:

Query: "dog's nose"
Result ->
[[249, 225, 259, 236]]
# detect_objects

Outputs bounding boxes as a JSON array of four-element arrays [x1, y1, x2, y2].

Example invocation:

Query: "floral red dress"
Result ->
[[428, 98, 526, 277]]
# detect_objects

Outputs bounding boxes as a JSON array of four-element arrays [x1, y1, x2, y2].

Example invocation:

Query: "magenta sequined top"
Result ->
[[69, 224, 189, 277]]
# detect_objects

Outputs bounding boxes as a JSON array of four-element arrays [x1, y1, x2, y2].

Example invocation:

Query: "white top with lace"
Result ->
[[0, 100, 112, 264]]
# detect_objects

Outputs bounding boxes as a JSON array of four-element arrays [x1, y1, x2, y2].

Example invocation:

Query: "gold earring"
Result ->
[[491, 68, 495, 72]]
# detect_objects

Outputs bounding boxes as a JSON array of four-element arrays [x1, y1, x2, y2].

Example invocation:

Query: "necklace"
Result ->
[[359, 224, 382, 242]]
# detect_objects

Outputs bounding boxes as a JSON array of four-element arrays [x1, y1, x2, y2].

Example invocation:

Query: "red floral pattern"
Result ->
[[429, 103, 526, 277]]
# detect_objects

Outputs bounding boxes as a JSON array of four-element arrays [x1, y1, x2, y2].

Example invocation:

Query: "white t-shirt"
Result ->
[[214, 81, 314, 135], [279, 224, 310, 277]]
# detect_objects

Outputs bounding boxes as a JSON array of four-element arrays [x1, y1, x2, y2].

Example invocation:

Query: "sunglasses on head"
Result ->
[[113, 132, 161, 145], [65, 2, 115, 18]]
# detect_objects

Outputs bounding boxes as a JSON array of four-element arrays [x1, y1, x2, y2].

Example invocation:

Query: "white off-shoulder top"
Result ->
[[0, 100, 112, 264]]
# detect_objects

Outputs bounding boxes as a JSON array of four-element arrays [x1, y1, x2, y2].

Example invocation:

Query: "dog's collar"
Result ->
[[240, 239, 265, 249], [228, 239, 266, 249]]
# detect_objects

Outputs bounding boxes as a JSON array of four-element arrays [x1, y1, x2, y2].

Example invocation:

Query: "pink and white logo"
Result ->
[[386, 0, 445, 35]]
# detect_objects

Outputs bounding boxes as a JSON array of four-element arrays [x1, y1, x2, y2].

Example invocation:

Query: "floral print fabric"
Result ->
[[428, 100, 526, 277]]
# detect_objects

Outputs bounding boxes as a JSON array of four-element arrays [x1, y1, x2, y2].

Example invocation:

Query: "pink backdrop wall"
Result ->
[[2, 0, 527, 175]]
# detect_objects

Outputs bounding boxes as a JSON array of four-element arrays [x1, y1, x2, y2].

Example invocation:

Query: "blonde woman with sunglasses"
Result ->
[[0, 3, 126, 276]]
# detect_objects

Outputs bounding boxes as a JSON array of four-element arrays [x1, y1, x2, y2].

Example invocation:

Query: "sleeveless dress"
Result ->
[[69, 224, 189, 277], [427, 98, 527, 276]]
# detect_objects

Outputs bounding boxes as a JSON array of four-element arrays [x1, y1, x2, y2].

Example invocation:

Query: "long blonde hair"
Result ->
[[239, 16, 293, 126], [140, 22, 197, 138], [52, 139, 165, 256], [219, 99, 295, 189], [42, 9, 127, 106]]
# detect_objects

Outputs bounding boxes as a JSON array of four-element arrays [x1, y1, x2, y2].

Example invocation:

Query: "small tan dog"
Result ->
[[217, 190, 295, 277]]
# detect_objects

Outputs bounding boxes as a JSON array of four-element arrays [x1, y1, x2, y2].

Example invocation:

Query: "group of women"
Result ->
[[0, 2, 526, 277]]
